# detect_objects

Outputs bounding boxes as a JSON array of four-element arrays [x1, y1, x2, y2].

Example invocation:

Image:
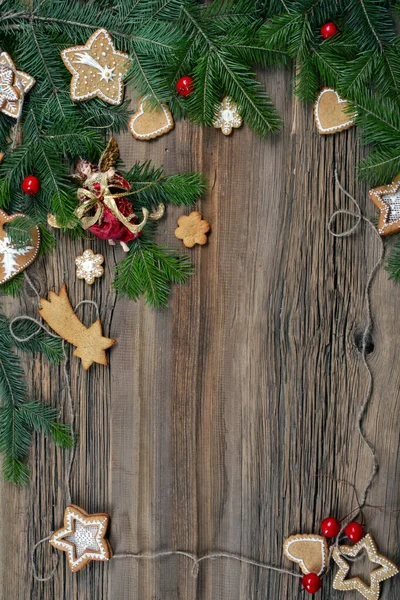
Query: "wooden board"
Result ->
[[0, 66, 399, 599]]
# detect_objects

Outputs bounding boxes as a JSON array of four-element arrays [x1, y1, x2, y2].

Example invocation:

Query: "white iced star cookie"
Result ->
[[0, 52, 35, 119], [61, 28, 132, 105], [75, 249, 104, 284], [212, 96, 243, 135], [49, 505, 112, 572]]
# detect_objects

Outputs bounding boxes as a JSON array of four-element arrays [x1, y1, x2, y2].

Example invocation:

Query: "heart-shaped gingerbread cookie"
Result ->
[[283, 534, 329, 576], [314, 88, 356, 134], [0, 210, 40, 284], [129, 95, 174, 140]]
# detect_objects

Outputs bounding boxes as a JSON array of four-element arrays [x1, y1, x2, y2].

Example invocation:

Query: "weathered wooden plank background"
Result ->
[[0, 65, 399, 600]]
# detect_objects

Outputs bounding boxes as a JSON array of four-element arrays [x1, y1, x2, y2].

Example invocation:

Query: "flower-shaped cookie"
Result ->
[[174, 211, 210, 248], [75, 249, 104, 284], [212, 96, 242, 135]]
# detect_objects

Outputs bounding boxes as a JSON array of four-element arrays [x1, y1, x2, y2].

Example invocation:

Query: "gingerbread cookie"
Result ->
[[39, 284, 115, 370], [0, 52, 35, 119], [129, 94, 174, 140], [314, 88, 356, 134], [174, 211, 210, 248], [283, 534, 329, 576], [75, 249, 104, 284], [61, 28, 132, 105], [332, 534, 398, 600], [369, 174, 400, 236], [212, 96, 242, 135], [49, 505, 112, 573], [0, 210, 40, 284]]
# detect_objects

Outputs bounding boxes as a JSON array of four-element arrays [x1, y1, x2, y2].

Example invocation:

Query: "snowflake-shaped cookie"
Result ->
[[49, 504, 112, 572], [61, 28, 132, 105], [0, 52, 35, 118], [212, 96, 242, 135], [75, 249, 104, 284]]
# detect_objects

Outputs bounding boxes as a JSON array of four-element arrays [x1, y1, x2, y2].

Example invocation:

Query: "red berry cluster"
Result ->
[[302, 516, 365, 594]]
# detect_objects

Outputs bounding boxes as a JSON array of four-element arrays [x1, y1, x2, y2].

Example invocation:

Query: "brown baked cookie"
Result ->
[[369, 174, 400, 236], [61, 28, 132, 105], [129, 95, 174, 140], [314, 88, 356, 134], [174, 211, 210, 248], [49, 505, 112, 572], [283, 534, 329, 576], [0, 210, 40, 284]]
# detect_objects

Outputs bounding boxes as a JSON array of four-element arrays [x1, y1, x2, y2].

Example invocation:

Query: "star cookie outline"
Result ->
[[61, 28, 132, 105], [369, 174, 400, 236], [49, 505, 112, 572], [332, 533, 398, 600], [0, 52, 35, 119]]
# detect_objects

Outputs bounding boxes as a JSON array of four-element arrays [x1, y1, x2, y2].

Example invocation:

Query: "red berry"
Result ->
[[320, 22, 338, 39], [176, 75, 194, 97], [302, 573, 322, 594], [344, 522, 365, 543], [22, 175, 40, 195], [321, 516, 341, 538]]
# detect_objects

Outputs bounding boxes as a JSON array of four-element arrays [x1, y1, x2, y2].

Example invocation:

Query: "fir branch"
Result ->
[[114, 236, 193, 307], [0, 313, 71, 484]]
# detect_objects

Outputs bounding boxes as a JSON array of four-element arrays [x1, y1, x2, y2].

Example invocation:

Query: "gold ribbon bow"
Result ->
[[75, 174, 164, 233]]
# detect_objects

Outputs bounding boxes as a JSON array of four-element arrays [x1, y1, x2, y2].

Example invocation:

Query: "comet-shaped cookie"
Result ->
[[39, 284, 115, 370]]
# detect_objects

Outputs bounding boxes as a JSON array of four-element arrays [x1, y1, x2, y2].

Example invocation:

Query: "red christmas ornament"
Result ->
[[321, 516, 341, 538], [176, 75, 194, 97], [344, 522, 365, 543], [302, 573, 322, 594], [21, 175, 40, 195], [320, 22, 338, 39]]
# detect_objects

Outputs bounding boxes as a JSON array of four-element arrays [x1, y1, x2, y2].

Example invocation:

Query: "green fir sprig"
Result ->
[[0, 312, 73, 485]]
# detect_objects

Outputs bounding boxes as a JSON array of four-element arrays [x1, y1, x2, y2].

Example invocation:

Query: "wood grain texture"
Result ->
[[0, 66, 399, 600]]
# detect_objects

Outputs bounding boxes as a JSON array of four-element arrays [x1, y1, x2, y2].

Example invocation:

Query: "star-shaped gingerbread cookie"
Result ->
[[49, 505, 112, 572], [332, 534, 398, 600], [61, 28, 132, 105], [369, 174, 400, 236], [0, 52, 35, 118]]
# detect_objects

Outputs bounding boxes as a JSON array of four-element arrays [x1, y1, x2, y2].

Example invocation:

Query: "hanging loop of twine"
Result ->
[[328, 170, 385, 533]]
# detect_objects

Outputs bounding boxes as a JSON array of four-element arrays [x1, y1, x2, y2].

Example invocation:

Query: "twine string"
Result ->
[[328, 171, 385, 531], [112, 550, 302, 580]]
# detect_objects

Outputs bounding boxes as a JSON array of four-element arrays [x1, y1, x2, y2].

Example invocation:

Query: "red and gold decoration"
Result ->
[[72, 138, 164, 252], [49, 505, 112, 573]]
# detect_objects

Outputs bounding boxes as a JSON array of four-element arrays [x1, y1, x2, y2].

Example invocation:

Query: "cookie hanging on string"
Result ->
[[129, 94, 174, 140], [61, 28, 132, 105], [0, 210, 40, 284], [314, 88, 356, 134], [212, 96, 242, 135], [332, 534, 398, 600], [0, 52, 35, 119], [49, 505, 112, 572], [369, 174, 400, 236], [39, 284, 115, 370]]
